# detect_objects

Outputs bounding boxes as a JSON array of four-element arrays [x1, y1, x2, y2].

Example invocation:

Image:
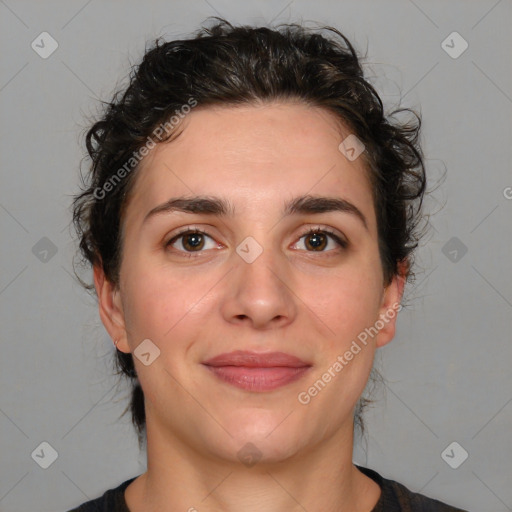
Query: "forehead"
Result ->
[[123, 102, 376, 230]]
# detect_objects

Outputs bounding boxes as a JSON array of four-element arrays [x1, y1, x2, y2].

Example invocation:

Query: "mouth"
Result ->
[[201, 350, 312, 392]]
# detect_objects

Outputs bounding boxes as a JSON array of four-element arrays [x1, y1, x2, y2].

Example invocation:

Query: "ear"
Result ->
[[374, 259, 407, 348], [93, 263, 130, 353]]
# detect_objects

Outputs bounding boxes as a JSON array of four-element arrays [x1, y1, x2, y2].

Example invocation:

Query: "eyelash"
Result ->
[[165, 226, 348, 257]]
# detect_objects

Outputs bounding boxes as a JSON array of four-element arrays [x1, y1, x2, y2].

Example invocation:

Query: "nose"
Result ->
[[220, 242, 297, 331]]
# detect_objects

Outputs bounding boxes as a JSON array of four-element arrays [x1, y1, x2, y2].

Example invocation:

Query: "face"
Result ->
[[95, 101, 403, 465]]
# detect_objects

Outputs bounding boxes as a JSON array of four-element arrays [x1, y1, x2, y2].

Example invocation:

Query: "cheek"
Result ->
[[121, 262, 212, 348], [300, 272, 382, 414], [306, 265, 383, 345]]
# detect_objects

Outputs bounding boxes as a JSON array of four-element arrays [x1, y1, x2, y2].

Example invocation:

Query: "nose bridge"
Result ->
[[236, 231, 286, 295], [225, 230, 296, 328], [232, 209, 279, 273]]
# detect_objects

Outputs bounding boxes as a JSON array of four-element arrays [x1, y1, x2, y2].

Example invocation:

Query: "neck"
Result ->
[[125, 416, 381, 512]]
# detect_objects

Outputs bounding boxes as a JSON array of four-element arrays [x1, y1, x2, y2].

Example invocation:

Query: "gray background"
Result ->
[[0, 1, 511, 511]]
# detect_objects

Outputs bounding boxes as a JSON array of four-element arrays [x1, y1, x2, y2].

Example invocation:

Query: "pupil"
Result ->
[[186, 233, 203, 250], [308, 233, 326, 250]]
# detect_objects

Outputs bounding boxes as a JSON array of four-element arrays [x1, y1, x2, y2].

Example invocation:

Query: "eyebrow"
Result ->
[[143, 194, 368, 230]]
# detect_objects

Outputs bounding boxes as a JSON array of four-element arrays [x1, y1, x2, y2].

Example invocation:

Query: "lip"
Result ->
[[202, 350, 312, 392], [202, 350, 310, 368]]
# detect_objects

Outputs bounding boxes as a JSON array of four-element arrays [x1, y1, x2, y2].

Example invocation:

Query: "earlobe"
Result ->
[[93, 264, 130, 353]]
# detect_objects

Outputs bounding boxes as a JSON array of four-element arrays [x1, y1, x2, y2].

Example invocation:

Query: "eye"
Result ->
[[165, 228, 220, 255], [165, 226, 348, 257], [293, 227, 348, 252]]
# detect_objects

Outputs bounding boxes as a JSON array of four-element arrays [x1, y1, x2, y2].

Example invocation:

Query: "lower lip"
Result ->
[[203, 365, 311, 392]]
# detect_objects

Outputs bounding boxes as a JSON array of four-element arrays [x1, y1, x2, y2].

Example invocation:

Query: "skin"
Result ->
[[94, 101, 406, 512]]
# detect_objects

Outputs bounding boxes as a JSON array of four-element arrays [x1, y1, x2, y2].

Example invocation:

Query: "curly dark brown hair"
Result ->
[[72, 18, 427, 450]]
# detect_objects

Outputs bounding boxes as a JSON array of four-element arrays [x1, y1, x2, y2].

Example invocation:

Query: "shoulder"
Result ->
[[356, 465, 469, 512], [67, 476, 137, 512]]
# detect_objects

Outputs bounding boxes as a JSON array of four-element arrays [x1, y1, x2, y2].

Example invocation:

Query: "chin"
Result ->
[[211, 410, 307, 465], [209, 435, 305, 468]]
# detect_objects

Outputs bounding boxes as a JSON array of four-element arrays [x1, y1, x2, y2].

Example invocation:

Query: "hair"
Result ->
[[72, 18, 427, 450]]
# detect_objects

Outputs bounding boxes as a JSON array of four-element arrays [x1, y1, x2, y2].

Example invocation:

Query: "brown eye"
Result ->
[[295, 228, 348, 252], [304, 232, 328, 251], [166, 229, 217, 254], [181, 232, 205, 251]]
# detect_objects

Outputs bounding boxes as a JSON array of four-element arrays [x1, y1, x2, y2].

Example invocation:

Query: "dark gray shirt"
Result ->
[[68, 465, 469, 511]]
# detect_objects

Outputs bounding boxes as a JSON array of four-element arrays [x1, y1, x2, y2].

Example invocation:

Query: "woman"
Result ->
[[69, 18, 468, 512]]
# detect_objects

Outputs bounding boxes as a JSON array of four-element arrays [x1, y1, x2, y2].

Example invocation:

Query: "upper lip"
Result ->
[[202, 350, 311, 368]]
